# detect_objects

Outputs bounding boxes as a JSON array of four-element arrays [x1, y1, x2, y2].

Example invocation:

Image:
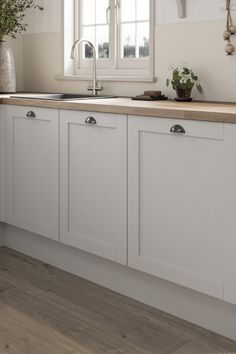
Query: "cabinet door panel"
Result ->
[[60, 110, 127, 264], [6, 105, 59, 240], [128, 115, 236, 302]]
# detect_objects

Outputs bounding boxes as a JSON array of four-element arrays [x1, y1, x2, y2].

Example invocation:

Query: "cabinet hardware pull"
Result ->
[[85, 116, 97, 125], [26, 111, 36, 119], [170, 124, 185, 134]]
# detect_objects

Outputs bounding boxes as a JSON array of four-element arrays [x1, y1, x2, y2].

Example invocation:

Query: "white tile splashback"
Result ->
[[156, 0, 236, 24], [25, 0, 62, 33], [24, 0, 236, 34]]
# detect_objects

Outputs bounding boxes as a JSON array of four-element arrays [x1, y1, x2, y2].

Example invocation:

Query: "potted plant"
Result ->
[[0, 0, 43, 93], [166, 64, 203, 102]]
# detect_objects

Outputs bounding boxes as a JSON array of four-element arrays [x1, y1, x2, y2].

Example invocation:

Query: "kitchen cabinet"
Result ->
[[60, 110, 127, 264], [5, 105, 59, 240], [128, 115, 236, 304]]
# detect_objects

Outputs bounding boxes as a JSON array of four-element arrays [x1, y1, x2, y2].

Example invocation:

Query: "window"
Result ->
[[62, 0, 155, 81], [80, 0, 110, 59], [120, 0, 150, 59]]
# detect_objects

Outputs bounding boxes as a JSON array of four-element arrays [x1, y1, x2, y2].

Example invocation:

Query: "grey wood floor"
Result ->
[[0, 247, 235, 354]]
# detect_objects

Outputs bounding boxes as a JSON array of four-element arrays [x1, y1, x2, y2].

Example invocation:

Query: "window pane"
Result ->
[[82, 0, 95, 25], [121, 23, 136, 58], [137, 0, 149, 21], [95, 0, 108, 24], [97, 25, 109, 58], [137, 22, 149, 58], [121, 0, 136, 23], [82, 26, 95, 58]]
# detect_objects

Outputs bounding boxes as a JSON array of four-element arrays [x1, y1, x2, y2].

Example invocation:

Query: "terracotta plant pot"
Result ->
[[175, 85, 192, 102]]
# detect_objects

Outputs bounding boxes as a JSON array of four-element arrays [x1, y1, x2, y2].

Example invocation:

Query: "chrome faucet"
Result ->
[[70, 39, 103, 96]]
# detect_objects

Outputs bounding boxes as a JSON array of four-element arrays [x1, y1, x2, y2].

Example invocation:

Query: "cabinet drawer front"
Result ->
[[60, 110, 118, 128], [6, 105, 56, 121], [130, 115, 224, 141]]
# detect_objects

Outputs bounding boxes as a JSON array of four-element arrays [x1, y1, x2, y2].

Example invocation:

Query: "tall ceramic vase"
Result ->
[[0, 40, 16, 93]]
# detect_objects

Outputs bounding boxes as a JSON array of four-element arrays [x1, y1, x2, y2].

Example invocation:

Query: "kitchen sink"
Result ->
[[10, 93, 117, 101]]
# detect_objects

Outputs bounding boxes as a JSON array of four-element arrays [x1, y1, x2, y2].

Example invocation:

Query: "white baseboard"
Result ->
[[2, 223, 236, 341]]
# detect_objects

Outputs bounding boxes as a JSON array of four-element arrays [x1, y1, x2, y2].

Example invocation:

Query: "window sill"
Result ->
[[55, 74, 157, 83]]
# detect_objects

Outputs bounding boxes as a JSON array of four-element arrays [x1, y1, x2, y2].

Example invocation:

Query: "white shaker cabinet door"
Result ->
[[5, 105, 59, 241], [60, 110, 127, 265], [128, 115, 236, 304]]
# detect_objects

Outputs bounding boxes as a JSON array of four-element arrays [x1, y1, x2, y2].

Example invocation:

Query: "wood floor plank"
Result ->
[[0, 247, 235, 354], [173, 339, 235, 354], [0, 271, 186, 353], [0, 305, 86, 354], [1, 247, 235, 351]]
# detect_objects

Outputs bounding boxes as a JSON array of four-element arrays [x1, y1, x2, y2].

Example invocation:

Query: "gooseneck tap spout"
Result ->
[[70, 39, 103, 96]]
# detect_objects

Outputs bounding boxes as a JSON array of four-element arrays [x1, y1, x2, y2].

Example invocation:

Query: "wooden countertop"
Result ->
[[1, 94, 236, 124]]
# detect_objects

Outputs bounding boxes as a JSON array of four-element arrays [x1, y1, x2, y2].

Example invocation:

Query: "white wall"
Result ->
[[156, 0, 233, 23], [10, 0, 236, 99]]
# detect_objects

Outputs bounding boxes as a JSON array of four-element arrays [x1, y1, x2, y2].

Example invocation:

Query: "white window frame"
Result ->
[[58, 0, 155, 82]]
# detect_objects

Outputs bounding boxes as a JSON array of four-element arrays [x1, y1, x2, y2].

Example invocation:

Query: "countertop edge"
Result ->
[[2, 97, 236, 124]]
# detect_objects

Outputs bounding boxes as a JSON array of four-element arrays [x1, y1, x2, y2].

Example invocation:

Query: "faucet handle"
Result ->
[[87, 80, 103, 93]]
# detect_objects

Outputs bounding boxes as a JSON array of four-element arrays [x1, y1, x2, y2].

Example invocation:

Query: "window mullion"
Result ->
[[135, 0, 138, 59], [108, 0, 116, 69], [94, 0, 97, 55], [116, 0, 121, 68]]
